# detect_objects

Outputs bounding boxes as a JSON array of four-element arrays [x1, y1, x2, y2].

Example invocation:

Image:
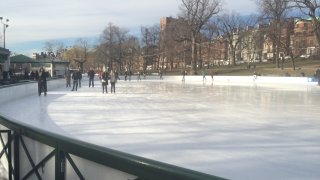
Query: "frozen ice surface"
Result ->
[[1, 78, 320, 180]]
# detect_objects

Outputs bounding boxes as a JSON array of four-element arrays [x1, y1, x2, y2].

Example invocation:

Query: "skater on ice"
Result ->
[[37, 67, 48, 96]]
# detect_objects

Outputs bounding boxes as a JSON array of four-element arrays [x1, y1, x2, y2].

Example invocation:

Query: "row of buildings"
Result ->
[[156, 17, 319, 69]]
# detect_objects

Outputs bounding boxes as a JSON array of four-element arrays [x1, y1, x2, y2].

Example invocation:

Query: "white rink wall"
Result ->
[[0, 79, 65, 104], [123, 75, 317, 85], [0, 76, 317, 104]]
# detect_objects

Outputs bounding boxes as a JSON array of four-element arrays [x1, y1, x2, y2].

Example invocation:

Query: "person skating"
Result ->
[[65, 70, 71, 88], [88, 68, 95, 87], [37, 67, 48, 96], [110, 70, 116, 93], [159, 69, 163, 80], [316, 67, 320, 86], [101, 70, 109, 93], [210, 69, 214, 82], [182, 70, 186, 81], [78, 69, 82, 88], [71, 70, 79, 91], [124, 70, 128, 81], [137, 71, 141, 81], [202, 70, 206, 81]]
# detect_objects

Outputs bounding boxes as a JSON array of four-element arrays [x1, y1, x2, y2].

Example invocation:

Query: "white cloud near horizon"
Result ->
[[1, 0, 257, 54]]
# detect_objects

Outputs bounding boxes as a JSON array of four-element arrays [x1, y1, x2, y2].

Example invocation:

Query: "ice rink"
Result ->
[[1, 77, 320, 180]]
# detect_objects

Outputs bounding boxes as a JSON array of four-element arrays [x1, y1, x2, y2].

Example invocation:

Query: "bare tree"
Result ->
[[202, 19, 219, 67], [141, 25, 160, 71], [256, 0, 292, 68], [42, 41, 66, 60], [121, 36, 140, 72], [278, 19, 297, 70], [217, 12, 256, 65], [178, 0, 222, 74], [73, 38, 90, 72], [98, 22, 129, 71]]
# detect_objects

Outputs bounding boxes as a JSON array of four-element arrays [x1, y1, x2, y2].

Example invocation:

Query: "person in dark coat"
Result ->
[[37, 67, 48, 96], [78, 70, 82, 88], [65, 70, 71, 88], [316, 67, 320, 86], [24, 69, 29, 80], [124, 70, 128, 81], [30, 70, 36, 80], [88, 68, 95, 87], [71, 70, 79, 91], [101, 70, 109, 93]]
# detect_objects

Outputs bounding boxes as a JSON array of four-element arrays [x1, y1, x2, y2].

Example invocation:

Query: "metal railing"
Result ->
[[0, 114, 227, 180]]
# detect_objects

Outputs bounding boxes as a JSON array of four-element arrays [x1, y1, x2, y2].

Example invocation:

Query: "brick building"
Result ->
[[291, 19, 319, 57], [160, 17, 191, 69]]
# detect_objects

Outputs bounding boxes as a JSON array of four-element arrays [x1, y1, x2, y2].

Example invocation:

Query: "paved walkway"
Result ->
[[1, 78, 320, 180]]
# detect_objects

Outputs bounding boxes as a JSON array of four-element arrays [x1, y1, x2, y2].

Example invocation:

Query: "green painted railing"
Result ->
[[0, 114, 227, 180]]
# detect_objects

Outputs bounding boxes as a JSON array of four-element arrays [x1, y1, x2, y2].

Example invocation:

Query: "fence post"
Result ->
[[13, 132, 19, 180], [55, 148, 66, 180]]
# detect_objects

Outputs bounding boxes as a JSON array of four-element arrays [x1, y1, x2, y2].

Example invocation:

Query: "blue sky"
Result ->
[[1, 0, 257, 56]]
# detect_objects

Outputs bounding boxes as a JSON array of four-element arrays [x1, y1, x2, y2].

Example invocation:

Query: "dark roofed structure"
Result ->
[[10, 54, 35, 63], [0, 47, 10, 63]]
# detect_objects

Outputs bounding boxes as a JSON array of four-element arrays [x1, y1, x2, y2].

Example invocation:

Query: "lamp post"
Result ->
[[0, 17, 9, 48]]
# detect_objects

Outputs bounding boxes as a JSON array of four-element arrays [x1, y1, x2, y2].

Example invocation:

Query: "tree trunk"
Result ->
[[229, 45, 236, 65], [191, 35, 197, 74]]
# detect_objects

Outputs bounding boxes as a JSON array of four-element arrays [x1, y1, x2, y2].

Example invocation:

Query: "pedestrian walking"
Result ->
[[137, 71, 141, 81], [110, 70, 116, 93]]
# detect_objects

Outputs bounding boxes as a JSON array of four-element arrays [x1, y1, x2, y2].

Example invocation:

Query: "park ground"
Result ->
[[161, 58, 320, 77]]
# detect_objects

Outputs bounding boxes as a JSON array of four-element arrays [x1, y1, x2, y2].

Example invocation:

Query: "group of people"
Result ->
[[101, 69, 117, 93], [65, 69, 83, 91], [64, 68, 118, 93], [181, 69, 215, 82]]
